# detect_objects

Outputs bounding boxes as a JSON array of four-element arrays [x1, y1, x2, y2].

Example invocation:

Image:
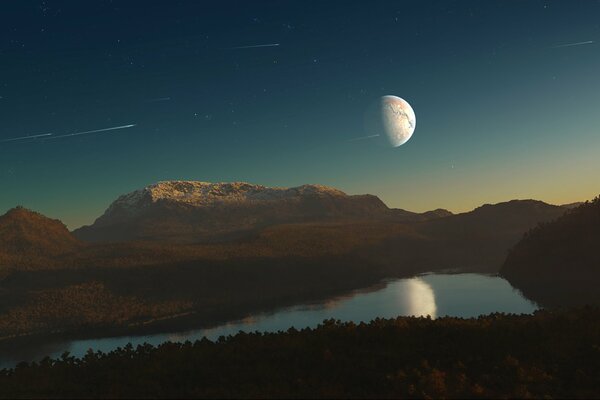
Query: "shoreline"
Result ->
[[1, 269, 525, 368], [0, 271, 394, 367]]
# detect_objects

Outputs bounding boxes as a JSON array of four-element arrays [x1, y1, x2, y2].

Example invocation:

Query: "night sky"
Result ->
[[1, 0, 599, 228]]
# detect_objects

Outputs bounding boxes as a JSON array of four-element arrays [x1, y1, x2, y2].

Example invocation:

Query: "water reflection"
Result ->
[[397, 278, 437, 318], [0, 273, 536, 368]]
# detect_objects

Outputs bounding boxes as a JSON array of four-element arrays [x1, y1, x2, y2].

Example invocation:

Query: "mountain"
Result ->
[[560, 201, 584, 209], [380, 200, 569, 272], [420, 208, 454, 219], [420, 199, 567, 236], [0, 207, 81, 266], [501, 197, 600, 306], [0, 196, 573, 342], [389, 207, 453, 222], [73, 181, 445, 243]]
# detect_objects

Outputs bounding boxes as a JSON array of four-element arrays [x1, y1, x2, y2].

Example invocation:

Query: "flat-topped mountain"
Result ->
[[73, 181, 393, 243], [93, 181, 377, 220], [112, 181, 349, 206]]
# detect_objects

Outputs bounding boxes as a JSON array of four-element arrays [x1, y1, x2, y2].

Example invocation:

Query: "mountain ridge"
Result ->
[[73, 181, 446, 243], [0, 192, 577, 340]]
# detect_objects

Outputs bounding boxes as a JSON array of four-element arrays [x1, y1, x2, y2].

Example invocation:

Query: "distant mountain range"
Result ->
[[0, 181, 585, 341], [0, 181, 569, 271], [386, 199, 567, 272], [72, 181, 452, 243]]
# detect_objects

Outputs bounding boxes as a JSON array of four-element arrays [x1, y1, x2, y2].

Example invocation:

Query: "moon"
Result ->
[[367, 95, 416, 147], [364, 95, 417, 147]]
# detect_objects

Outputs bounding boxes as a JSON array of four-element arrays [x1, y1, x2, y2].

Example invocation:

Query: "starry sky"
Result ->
[[1, 0, 599, 229]]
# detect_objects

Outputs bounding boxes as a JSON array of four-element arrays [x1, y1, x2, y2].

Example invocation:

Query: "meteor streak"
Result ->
[[0, 132, 53, 143], [551, 40, 594, 48], [348, 134, 380, 142], [45, 124, 137, 140], [230, 43, 280, 49], [146, 97, 171, 103]]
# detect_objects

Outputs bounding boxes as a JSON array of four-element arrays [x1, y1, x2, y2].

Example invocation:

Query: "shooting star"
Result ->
[[45, 124, 137, 140], [230, 43, 280, 50], [348, 134, 380, 142], [551, 40, 594, 49], [146, 97, 171, 103], [0, 132, 53, 143]]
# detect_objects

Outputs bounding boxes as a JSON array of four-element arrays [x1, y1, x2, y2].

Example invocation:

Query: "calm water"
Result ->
[[0, 273, 537, 368]]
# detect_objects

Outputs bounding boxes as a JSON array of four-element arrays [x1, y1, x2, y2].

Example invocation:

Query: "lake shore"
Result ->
[[3, 307, 598, 399], [0, 267, 391, 367], [1, 272, 538, 368]]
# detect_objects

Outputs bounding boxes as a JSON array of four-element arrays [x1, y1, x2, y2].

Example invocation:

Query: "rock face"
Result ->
[[501, 197, 600, 307], [73, 181, 392, 243], [0, 207, 81, 257]]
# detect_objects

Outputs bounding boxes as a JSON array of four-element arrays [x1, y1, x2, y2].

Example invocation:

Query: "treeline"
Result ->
[[0, 281, 192, 338], [0, 255, 391, 339], [2, 308, 599, 398]]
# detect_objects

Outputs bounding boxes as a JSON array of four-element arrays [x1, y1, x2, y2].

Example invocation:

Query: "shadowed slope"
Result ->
[[501, 197, 600, 307], [381, 200, 569, 272]]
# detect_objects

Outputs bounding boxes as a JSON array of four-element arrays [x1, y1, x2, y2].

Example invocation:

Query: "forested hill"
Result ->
[[0, 207, 82, 271], [502, 196, 600, 307], [1, 308, 599, 398]]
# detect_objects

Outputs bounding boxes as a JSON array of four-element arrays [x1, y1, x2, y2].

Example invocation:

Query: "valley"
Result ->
[[0, 181, 572, 347]]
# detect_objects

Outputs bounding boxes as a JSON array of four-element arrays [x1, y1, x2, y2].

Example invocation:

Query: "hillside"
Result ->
[[0, 207, 82, 269], [376, 200, 568, 272], [501, 197, 600, 307]]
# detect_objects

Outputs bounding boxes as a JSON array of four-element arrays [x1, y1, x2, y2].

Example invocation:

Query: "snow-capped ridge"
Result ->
[[74, 180, 391, 242], [96, 181, 351, 226], [112, 181, 347, 209]]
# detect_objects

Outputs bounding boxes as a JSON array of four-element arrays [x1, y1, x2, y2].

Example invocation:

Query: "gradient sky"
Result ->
[[1, 0, 599, 229]]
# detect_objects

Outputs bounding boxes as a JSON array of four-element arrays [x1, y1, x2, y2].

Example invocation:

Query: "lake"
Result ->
[[0, 273, 537, 368]]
